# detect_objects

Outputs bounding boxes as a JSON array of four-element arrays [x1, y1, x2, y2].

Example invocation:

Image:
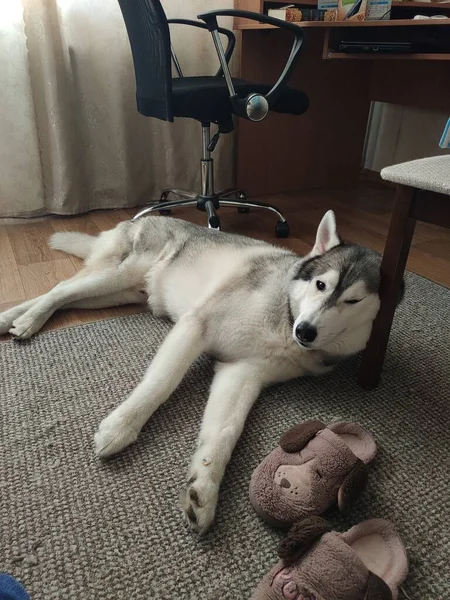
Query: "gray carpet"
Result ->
[[1, 272, 449, 600]]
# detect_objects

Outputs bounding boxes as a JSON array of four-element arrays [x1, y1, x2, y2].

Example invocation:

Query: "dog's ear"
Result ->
[[364, 571, 393, 600], [337, 459, 368, 512], [311, 210, 341, 256], [279, 420, 326, 453], [278, 517, 331, 563]]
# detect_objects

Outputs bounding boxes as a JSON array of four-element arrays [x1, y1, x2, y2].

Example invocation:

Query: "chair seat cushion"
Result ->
[[381, 156, 450, 196], [171, 76, 309, 124]]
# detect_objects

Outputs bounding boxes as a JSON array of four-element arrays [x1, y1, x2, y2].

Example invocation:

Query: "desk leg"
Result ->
[[358, 185, 416, 390]]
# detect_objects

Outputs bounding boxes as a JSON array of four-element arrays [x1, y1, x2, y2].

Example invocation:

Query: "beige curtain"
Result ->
[[0, 0, 235, 217]]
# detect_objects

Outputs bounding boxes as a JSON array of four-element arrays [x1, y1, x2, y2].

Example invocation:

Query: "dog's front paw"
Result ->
[[94, 413, 139, 458], [180, 474, 219, 535], [9, 312, 43, 339]]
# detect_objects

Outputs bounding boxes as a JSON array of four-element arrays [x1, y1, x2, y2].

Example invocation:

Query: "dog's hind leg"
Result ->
[[8, 266, 140, 339], [66, 289, 148, 309], [181, 361, 263, 534], [94, 313, 206, 458], [0, 289, 147, 336], [0, 299, 41, 335]]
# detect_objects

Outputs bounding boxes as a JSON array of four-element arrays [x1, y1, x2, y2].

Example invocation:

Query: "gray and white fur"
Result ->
[[0, 210, 382, 534]]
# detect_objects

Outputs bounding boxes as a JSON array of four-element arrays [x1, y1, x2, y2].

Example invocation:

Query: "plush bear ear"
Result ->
[[337, 459, 369, 512], [278, 517, 331, 563], [364, 571, 393, 600], [279, 420, 326, 453]]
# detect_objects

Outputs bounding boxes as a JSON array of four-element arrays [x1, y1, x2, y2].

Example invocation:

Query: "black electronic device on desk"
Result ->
[[337, 41, 413, 54]]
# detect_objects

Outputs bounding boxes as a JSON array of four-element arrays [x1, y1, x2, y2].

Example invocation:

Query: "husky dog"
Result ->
[[0, 210, 382, 534]]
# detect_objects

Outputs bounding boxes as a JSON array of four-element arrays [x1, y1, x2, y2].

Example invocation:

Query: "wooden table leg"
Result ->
[[358, 185, 417, 390]]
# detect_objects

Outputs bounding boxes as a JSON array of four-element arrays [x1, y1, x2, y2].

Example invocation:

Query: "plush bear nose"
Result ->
[[295, 322, 317, 344]]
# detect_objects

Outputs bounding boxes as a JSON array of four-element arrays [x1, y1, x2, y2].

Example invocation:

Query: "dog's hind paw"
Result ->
[[0, 303, 34, 336], [0, 313, 14, 336], [9, 312, 44, 339], [180, 474, 219, 535], [94, 414, 139, 458]]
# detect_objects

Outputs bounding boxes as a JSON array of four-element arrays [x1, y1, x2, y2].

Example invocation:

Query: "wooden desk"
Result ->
[[234, 5, 450, 195]]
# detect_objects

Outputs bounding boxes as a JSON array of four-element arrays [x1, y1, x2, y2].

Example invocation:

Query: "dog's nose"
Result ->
[[295, 322, 317, 344]]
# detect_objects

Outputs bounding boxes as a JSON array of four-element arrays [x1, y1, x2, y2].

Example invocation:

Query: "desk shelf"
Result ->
[[326, 51, 450, 59], [238, 17, 450, 60], [393, 1, 450, 7], [321, 19, 450, 59], [237, 18, 450, 28], [266, 0, 450, 5]]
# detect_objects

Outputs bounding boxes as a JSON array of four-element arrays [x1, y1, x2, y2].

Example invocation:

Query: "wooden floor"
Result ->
[[1, 180, 449, 337]]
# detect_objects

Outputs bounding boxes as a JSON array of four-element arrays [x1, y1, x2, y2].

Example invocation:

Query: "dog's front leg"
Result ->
[[181, 361, 263, 535], [95, 313, 205, 457]]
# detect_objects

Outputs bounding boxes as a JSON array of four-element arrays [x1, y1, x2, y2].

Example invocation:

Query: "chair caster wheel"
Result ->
[[209, 215, 221, 230], [275, 221, 289, 238], [159, 192, 171, 215], [236, 192, 249, 213]]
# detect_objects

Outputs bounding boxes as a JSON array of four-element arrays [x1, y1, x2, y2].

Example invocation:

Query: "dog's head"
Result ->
[[289, 210, 401, 355]]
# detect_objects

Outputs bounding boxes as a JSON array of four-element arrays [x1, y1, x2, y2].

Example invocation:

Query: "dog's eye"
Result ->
[[316, 280, 326, 292], [345, 299, 361, 305]]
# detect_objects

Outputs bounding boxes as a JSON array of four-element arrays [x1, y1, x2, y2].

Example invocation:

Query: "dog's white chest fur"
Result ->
[[145, 243, 311, 378]]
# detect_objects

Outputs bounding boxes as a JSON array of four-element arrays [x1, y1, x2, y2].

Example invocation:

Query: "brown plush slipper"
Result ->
[[252, 517, 408, 600], [249, 421, 376, 527]]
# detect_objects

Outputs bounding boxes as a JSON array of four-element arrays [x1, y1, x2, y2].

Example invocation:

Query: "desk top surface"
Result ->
[[237, 18, 450, 29]]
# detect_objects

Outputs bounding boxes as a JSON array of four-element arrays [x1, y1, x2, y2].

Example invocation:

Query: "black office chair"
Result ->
[[117, 1, 309, 237]]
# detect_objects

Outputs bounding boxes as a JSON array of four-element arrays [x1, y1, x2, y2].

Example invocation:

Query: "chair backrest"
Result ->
[[118, 0, 173, 121]]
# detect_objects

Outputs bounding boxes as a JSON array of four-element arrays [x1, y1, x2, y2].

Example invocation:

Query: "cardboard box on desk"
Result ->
[[317, 0, 366, 21], [319, 0, 392, 21], [324, 0, 391, 21], [268, 0, 392, 21], [268, 5, 338, 21], [337, 0, 367, 21], [366, 0, 392, 20], [316, 0, 338, 21]]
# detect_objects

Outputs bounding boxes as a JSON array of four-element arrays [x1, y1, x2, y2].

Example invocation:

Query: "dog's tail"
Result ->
[[49, 232, 96, 259]]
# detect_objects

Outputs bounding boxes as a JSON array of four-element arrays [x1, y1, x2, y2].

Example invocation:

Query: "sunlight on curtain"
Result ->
[[0, 0, 234, 217], [0, 1, 45, 215]]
